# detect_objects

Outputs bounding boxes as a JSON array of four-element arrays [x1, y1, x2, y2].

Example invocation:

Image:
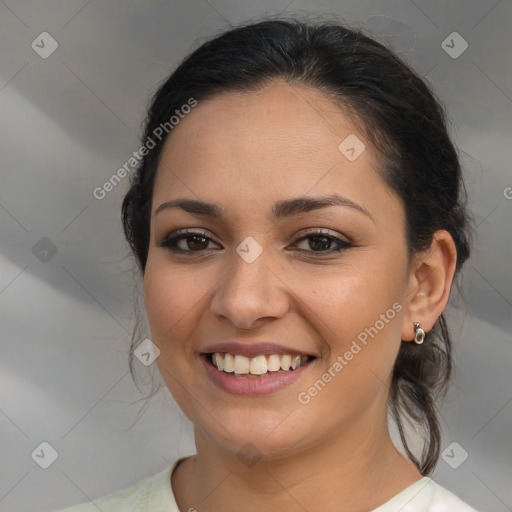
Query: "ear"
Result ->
[[401, 230, 458, 342]]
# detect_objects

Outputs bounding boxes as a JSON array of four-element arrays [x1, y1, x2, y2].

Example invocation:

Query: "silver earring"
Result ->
[[413, 322, 425, 344]]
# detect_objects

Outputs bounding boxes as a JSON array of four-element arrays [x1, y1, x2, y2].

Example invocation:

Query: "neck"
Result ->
[[172, 414, 422, 512]]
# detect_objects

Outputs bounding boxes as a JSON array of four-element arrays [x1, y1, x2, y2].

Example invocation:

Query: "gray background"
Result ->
[[0, 1, 511, 511]]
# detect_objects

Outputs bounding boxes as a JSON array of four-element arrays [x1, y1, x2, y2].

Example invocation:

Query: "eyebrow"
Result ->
[[153, 194, 374, 222]]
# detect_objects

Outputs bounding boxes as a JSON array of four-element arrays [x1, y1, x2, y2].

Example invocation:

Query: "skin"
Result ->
[[143, 81, 457, 511]]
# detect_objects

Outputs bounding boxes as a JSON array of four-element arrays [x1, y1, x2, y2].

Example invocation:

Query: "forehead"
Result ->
[[158, 82, 365, 165], [152, 82, 397, 219]]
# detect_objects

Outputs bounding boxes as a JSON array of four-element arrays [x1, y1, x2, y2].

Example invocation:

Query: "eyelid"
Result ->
[[295, 227, 351, 242], [291, 228, 354, 254], [157, 228, 222, 252]]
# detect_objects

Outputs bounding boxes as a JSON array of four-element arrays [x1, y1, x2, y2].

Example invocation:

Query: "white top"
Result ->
[[55, 458, 479, 512]]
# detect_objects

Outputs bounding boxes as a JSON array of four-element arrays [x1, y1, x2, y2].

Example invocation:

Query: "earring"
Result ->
[[413, 322, 425, 344]]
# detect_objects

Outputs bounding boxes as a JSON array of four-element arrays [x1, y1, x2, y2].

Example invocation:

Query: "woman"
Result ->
[[58, 17, 477, 512]]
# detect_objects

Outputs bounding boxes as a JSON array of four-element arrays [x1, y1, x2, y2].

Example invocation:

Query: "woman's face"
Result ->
[[144, 82, 412, 458]]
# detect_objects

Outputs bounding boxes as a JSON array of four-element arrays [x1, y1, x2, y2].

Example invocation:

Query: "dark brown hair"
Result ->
[[122, 17, 472, 475]]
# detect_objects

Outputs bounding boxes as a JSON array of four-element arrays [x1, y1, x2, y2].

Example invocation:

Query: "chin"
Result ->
[[194, 408, 312, 460]]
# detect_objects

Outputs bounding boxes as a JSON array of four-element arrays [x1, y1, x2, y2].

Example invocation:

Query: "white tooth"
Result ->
[[280, 354, 292, 371], [223, 353, 234, 373], [291, 355, 301, 370], [249, 355, 268, 375], [267, 354, 281, 372], [234, 354, 250, 374], [213, 353, 223, 371]]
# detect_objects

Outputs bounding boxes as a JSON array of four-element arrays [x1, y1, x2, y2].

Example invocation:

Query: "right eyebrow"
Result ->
[[154, 199, 223, 218]]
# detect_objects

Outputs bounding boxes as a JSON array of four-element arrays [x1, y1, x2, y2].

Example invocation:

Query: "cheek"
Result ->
[[144, 255, 204, 327], [143, 259, 206, 409], [292, 272, 405, 426], [297, 261, 403, 335], [143, 257, 207, 363], [293, 256, 406, 383]]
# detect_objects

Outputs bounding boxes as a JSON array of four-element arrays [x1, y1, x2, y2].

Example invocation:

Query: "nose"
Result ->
[[209, 245, 290, 330]]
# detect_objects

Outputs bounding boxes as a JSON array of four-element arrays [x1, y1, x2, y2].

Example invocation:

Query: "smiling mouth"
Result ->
[[203, 352, 316, 377]]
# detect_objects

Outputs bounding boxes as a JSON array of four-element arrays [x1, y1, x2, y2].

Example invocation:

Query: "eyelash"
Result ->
[[157, 228, 354, 256]]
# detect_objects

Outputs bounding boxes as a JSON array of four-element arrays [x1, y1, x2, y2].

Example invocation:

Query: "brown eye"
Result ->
[[182, 234, 209, 251], [306, 234, 334, 251], [158, 229, 222, 253], [293, 230, 354, 254]]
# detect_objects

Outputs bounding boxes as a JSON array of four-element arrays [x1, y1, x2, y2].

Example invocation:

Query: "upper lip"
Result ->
[[200, 341, 316, 358]]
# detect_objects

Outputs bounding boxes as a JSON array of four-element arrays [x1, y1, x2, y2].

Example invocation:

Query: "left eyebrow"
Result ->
[[272, 194, 374, 222], [153, 193, 374, 223]]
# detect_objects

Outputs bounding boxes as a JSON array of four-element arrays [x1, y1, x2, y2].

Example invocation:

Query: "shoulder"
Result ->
[[374, 477, 480, 512], [54, 479, 150, 512], [52, 460, 182, 512], [427, 479, 480, 511]]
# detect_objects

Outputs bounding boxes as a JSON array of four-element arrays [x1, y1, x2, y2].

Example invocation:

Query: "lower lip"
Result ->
[[201, 356, 314, 396]]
